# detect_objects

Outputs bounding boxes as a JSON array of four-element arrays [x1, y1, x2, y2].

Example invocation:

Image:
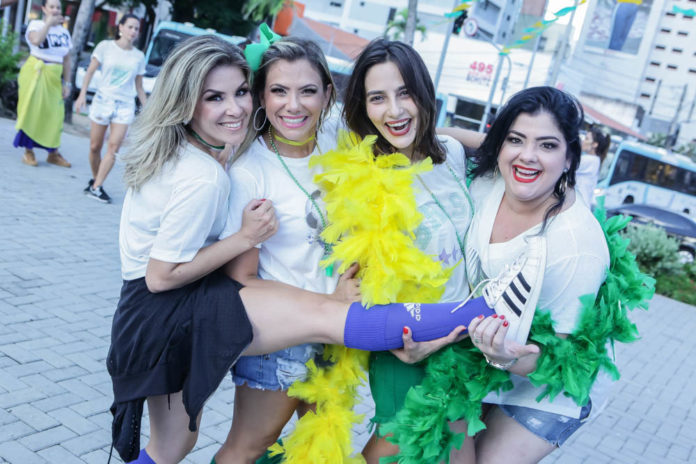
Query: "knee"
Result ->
[[89, 142, 102, 154]]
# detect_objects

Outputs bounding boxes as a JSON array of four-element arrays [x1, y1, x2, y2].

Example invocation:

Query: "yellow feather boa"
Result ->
[[269, 131, 453, 463]]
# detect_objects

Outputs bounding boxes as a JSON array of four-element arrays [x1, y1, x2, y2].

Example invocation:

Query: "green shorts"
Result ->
[[369, 351, 426, 430]]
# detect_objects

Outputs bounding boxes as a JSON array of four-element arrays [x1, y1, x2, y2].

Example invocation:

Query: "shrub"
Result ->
[[622, 223, 683, 277], [0, 21, 21, 86]]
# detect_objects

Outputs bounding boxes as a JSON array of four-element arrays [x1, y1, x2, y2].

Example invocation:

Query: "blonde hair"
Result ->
[[238, 37, 336, 155], [122, 35, 249, 190]]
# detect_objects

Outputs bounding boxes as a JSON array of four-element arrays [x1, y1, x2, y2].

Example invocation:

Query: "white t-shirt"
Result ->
[[119, 143, 230, 280], [220, 118, 343, 294], [25, 19, 72, 63], [413, 135, 472, 302], [91, 40, 146, 101], [467, 175, 611, 418], [575, 154, 601, 207]]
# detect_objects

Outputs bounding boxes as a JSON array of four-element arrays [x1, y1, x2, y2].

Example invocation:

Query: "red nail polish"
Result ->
[[478, 314, 484, 319], [403, 327, 409, 335], [503, 321, 509, 327], [499, 315, 505, 320], [493, 314, 498, 318], [260, 198, 266, 201]]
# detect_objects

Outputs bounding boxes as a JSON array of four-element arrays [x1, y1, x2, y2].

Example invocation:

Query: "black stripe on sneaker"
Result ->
[[502, 292, 522, 317], [518, 273, 531, 292], [510, 281, 527, 304]]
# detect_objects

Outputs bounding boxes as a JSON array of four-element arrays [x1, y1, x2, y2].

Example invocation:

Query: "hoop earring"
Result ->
[[253, 107, 267, 132], [556, 170, 568, 197]]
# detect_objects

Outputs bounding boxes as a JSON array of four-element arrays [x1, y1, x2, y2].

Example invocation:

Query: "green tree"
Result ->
[[385, 7, 426, 44], [171, 0, 259, 37], [242, 0, 287, 22], [646, 133, 670, 149]]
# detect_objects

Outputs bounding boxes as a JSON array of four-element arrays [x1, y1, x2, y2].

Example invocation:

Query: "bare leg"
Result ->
[[449, 420, 475, 464], [145, 391, 201, 464], [362, 433, 399, 464], [88, 122, 108, 179], [94, 122, 128, 188], [475, 406, 555, 464], [215, 386, 301, 464], [238, 286, 346, 356]]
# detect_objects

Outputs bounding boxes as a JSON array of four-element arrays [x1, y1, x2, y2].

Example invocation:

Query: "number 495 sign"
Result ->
[[466, 61, 495, 86]]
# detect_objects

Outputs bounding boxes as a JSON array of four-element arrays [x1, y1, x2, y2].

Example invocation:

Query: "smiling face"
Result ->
[[261, 58, 331, 144], [119, 17, 140, 44], [42, 0, 62, 17], [364, 61, 420, 157], [498, 111, 570, 208], [190, 64, 252, 149], [581, 131, 597, 154]]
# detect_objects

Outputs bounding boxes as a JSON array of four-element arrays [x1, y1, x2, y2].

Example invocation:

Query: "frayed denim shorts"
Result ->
[[497, 400, 592, 446], [231, 343, 323, 391]]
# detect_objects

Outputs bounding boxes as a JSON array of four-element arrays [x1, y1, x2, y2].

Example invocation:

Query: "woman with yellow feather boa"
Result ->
[[335, 38, 533, 463]]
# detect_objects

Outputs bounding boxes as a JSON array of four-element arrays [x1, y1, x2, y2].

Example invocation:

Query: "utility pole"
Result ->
[[648, 79, 662, 115], [13, 0, 25, 53], [547, 0, 579, 86], [433, 0, 459, 92], [668, 84, 687, 147]]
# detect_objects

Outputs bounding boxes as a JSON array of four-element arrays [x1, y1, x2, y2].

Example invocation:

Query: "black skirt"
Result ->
[[107, 270, 252, 462]]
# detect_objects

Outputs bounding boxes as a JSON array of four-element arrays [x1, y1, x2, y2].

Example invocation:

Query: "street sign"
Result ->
[[463, 18, 478, 37]]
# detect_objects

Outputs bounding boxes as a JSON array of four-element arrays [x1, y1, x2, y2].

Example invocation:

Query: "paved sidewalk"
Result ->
[[0, 116, 694, 463]]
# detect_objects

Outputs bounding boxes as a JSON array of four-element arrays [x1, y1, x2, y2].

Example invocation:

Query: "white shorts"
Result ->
[[89, 92, 136, 126]]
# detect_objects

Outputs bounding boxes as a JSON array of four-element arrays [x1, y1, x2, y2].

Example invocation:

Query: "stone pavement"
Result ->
[[0, 116, 694, 463]]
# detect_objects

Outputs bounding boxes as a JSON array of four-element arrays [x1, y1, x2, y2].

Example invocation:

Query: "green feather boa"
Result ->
[[380, 199, 655, 463]]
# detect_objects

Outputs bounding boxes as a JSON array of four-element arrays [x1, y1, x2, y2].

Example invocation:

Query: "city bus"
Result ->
[[595, 141, 696, 218]]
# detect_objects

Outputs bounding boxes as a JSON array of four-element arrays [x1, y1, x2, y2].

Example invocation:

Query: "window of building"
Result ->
[[685, 15, 693, 20], [329, 1, 342, 6], [666, 11, 676, 16], [656, 44, 666, 50], [649, 61, 660, 66], [678, 31, 688, 36], [660, 28, 671, 33], [640, 93, 651, 99], [689, 69, 696, 74], [645, 77, 656, 82], [667, 64, 678, 70], [673, 48, 683, 53]]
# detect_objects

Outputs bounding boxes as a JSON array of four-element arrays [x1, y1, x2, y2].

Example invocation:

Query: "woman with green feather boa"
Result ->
[[386, 87, 653, 463]]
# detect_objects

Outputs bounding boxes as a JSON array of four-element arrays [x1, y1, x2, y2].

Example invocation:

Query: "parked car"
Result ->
[[75, 21, 247, 101], [606, 203, 696, 263]]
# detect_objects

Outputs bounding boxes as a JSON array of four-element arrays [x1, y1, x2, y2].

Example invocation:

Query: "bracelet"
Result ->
[[484, 353, 517, 370], [62, 80, 72, 88]]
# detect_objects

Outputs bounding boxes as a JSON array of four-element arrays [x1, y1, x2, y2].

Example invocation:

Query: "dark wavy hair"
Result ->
[[116, 14, 140, 39], [342, 38, 445, 163], [587, 125, 611, 162], [470, 86, 584, 229]]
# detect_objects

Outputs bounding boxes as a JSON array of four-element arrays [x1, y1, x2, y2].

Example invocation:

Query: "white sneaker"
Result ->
[[482, 235, 546, 345]]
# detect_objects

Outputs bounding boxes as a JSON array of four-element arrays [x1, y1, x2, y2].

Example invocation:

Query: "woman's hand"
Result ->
[[331, 262, 361, 303], [46, 13, 65, 27], [468, 315, 539, 367], [74, 93, 87, 113], [390, 325, 467, 364], [239, 199, 277, 248]]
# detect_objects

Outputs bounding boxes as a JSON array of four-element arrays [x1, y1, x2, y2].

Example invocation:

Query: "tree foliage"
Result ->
[[385, 7, 426, 43]]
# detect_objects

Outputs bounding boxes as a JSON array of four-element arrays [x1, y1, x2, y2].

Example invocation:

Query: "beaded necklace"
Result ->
[[416, 160, 474, 259], [189, 127, 225, 151], [267, 127, 333, 276]]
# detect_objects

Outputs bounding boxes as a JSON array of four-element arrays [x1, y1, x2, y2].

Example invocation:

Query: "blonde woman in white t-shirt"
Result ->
[[75, 14, 147, 204], [14, 0, 72, 168]]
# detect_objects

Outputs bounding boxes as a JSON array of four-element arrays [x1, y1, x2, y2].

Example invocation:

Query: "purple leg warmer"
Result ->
[[343, 297, 494, 351]]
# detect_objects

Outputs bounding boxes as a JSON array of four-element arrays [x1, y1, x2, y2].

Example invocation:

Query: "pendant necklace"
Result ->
[[268, 127, 334, 276]]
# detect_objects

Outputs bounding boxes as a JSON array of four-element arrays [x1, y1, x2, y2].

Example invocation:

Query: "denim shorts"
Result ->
[[231, 343, 322, 391], [497, 400, 592, 446], [89, 92, 136, 125]]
